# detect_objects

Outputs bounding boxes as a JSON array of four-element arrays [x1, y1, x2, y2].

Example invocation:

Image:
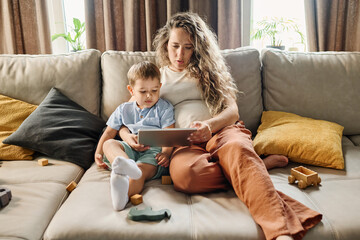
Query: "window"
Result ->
[[47, 0, 86, 54], [250, 0, 307, 51]]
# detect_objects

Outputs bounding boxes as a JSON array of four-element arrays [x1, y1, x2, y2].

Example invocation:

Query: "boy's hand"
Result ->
[[125, 134, 150, 152], [155, 152, 170, 168], [95, 153, 108, 169]]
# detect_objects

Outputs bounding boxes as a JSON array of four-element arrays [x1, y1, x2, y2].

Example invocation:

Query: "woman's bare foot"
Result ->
[[276, 235, 294, 240], [263, 154, 289, 170]]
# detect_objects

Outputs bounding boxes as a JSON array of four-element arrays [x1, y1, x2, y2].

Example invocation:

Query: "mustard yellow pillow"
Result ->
[[253, 111, 344, 169], [0, 94, 37, 160]]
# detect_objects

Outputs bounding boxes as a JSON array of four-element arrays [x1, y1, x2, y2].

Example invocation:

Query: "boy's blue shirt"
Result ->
[[106, 98, 175, 134]]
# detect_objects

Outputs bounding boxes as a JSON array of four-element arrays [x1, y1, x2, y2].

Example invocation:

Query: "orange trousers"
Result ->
[[169, 122, 322, 240]]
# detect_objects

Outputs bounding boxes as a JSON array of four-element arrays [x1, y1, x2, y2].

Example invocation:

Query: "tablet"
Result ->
[[138, 128, 197, 147]]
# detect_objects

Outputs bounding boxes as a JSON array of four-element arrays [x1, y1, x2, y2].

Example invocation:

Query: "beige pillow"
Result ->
[[253, 111, 344, 169], [0, 94, 37, 160]]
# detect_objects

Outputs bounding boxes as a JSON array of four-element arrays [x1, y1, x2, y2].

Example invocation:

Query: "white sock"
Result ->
[[112, 156, 142, 180], [110, 171, 129, 211]]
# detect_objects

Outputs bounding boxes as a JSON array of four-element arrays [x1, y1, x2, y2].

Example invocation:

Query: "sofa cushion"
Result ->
[[0, 156, 84, 240], [261, 49, 360, 135], [0, 49, 101, 116], [348, 135, 360, 146], [0, 156, 84, 185], [44, 135, 360, 240], [0, 94, 37, 160], [44, 163, 338, 240], [101, 47, 263, 135], [3, 88, 106, 169], [0, 183, 70, 240], [253, 111, 344, 169], [44, 164, 265, 240]]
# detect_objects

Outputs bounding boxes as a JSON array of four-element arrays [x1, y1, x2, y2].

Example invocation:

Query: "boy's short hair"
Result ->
[[127, 61, 161, 86]]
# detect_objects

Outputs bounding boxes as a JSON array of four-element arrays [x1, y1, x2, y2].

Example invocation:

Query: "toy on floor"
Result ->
[[66, 181, 77, 192], [161, 175, 172, 185], [288, 166, 321, 189], [0, 187, 12, 208], [128, 206, 171, 221], [38, 158, 48, 166], [130, 194, 143, 205]]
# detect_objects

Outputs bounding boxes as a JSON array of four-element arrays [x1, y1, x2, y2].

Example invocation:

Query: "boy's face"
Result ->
[[127, 77, 162, 109]]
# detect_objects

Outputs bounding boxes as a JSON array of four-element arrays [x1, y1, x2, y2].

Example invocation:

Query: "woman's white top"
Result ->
[[160, 66, 211, 128]]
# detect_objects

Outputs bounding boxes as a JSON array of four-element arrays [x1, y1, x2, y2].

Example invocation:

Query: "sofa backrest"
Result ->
[[0, 49, 101, 116], [261, 49, 360, 135], [101, 47, 263, 134]]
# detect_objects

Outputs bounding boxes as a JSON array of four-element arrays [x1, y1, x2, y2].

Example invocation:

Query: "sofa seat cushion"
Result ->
[[269, 136, 360, 183], [0, 156, 84, 240], [45, 164, 267, 240], [44, 163, 336, 240], [0, 156, 84, 185], [0, 182, 74, 240], [44, 135, 360, 240]]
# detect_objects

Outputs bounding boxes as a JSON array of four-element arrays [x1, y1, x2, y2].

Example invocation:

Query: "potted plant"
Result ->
[[52, 18, 85, 52], [252, 17, 305, 50]]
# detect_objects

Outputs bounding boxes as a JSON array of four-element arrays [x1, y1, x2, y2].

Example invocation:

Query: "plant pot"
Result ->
[[266, 45, 285, 50]]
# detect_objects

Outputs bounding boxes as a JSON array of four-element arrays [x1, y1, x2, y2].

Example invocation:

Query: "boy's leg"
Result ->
[[128, 163, 157, 197], [103, 139, 129, 164], [110, 172, 129, 211], [103, 139, 142, 211], [127, 147, 162, 196]]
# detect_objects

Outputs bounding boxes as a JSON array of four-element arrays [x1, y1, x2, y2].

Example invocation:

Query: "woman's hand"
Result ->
[[188, 121, 212, 144], [156, 152, 170, 168]]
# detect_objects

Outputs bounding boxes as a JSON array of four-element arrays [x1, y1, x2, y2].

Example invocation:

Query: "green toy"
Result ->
[[128, 207, 171, 221]]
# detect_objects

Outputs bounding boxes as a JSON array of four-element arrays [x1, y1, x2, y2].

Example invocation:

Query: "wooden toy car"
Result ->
[[288, 166, 321, 189]]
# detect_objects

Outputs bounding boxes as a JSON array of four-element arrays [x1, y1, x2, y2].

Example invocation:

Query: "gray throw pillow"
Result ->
[[4, 88, 106, 169]]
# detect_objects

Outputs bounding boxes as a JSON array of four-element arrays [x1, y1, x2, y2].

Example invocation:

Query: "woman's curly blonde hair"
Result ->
[[153, 12, 238, 116]]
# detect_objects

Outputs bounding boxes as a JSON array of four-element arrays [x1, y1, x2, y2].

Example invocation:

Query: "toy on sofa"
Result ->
[[288, 166, 321, 189], [128, 206, 171, 221], [0, 187, 12, 208]]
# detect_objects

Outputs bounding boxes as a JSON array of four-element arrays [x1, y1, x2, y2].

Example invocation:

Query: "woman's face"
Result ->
[[167, 28, 194, 72]]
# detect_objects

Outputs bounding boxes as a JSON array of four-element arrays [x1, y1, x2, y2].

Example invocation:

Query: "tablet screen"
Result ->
[[138, 128, 197, 147]]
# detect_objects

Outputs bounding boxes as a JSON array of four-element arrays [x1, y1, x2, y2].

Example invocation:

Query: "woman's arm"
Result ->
[[205, 97, 239, 133], [189, 97, 239, 143]]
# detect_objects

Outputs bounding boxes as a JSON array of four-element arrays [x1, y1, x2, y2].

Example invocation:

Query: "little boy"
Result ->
[[95, 61, 175, 211]]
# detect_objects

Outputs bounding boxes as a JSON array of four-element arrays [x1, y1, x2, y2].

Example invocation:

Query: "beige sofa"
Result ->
[[0, 47, 359, 240]]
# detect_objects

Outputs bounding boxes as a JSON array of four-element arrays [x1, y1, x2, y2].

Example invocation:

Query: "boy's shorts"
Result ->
[[103, 140, 167, 180]]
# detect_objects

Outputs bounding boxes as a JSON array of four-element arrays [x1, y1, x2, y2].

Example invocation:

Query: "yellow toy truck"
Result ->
[[288, 166, 321, 189]]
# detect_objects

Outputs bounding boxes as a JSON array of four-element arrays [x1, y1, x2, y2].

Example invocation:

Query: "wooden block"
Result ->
[[130, 194, 143, 205], [38, 158, 48, 166], [161, 175, 172, 185], [66, 181, 77, 192]]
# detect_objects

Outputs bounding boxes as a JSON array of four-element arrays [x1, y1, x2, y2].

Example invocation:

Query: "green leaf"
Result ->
[[73, 18, 81, 30]]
